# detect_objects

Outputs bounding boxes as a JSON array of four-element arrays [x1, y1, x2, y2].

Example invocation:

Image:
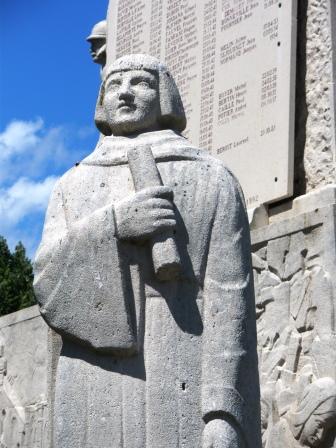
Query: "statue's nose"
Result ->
[[119, 82, 134, 101]]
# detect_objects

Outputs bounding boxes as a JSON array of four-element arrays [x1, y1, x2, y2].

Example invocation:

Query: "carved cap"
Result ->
[[104, 54, 167, 74], [87, 20, 107, 42], [95, 54, 187, 135], [291, 377, 336, 437]]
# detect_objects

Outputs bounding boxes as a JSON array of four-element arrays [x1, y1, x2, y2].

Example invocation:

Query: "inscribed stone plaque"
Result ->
[[106, 0, 297, 207]]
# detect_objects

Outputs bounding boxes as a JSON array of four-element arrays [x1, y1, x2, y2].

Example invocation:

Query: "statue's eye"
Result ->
[[107, 79, 121, 89], [132, 78, 152, 88]]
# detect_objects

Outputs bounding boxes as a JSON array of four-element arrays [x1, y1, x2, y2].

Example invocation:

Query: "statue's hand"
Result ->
[[114, 186, 176, 241], [202, 419, 244, 448]]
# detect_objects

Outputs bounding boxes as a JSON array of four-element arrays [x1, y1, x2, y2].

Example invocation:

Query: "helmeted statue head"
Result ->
[[87, 20, 107, 67], [290, 378, 336, 447], [95, 54, 186, 136]]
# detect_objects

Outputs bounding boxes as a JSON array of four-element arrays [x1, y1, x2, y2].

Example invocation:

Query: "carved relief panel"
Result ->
[[252, 204, 336, 448], [0, 307, 48, 448]]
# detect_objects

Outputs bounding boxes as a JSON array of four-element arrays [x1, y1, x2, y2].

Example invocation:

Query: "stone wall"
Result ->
[[0, 306, 49, 448]]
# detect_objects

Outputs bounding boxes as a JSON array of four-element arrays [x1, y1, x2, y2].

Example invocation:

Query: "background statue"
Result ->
[[86, 20, 107, 71], [34, 54, 261, 447], [266, 378, 336, 447]]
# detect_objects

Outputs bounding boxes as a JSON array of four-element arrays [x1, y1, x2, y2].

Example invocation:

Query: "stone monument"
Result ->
[[1, 1, 334, 447], [34, 54, 261, 447]]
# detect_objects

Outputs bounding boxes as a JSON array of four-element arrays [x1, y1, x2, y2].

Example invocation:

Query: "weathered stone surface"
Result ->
[[295, 0, 336, 194], [0, 306, 49, 448], [304, 0, 336, 191], [252, 188, 336, 447], [34, 54, 261, 448]]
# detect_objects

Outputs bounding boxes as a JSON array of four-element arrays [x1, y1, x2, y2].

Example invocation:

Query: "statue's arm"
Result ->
[[202, 168, 260, 447], [34, 177, 178, 351], [33, 179, 68, 285], [34, 179, 116, 303], [33, 179, 133, 352]]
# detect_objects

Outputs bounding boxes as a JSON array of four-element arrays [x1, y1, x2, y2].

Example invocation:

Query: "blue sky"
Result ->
[[0, 0, 108, 258]]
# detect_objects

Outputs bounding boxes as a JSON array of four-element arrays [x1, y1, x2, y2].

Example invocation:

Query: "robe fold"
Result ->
[[34, 129, 261, 448]]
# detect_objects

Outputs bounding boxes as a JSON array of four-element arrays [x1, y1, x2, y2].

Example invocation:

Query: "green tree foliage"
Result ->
[[0, 237, 36, 316]]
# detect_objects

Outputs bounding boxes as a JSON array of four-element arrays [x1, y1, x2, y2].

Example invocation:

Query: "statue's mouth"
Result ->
[[118, 102, 136, 111], [90, 50, 98, 60]]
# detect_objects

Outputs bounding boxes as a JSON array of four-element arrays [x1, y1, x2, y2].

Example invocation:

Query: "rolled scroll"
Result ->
[[127, 144, 182, 281]]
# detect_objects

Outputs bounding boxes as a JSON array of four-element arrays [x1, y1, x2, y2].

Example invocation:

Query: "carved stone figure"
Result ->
[[34, 54, 261, 447], [266, 378, 336, 447], [86, 20, 107, 70]]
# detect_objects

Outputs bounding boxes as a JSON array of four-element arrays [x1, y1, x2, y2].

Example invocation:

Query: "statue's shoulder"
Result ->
[[54, 162, 92, 193], [192, 146, 241, 191], [189, 147, 246, 209]]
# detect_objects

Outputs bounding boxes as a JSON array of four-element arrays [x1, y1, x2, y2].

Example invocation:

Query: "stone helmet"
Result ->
[[86, 20, 107, 42], [95, 54, 187, 136]]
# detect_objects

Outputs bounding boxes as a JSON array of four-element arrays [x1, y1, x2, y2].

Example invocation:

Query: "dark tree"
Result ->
[[0, 236, 16, 316], [12, 242, 36, 310], [0, 237, 36, 316]]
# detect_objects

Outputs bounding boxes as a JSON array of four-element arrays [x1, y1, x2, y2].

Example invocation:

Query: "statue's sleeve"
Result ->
[[34, 178, 136, 354], [202, 168, 260, 444]]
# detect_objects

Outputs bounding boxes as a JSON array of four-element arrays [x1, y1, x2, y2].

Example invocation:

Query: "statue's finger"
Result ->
[[138, 186, 173, 200], [150, 208, 175, 218], [146, 198, 174, 209], [153, 218, 176, 229]]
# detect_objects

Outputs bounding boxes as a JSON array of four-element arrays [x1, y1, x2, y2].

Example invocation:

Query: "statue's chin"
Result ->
[[110, 124, 144, 136], [110, 118, 160, 137], [305, 435, 321, 448]]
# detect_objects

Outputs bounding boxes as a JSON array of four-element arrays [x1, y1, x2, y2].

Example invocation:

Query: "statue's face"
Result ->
[[103, 69, 160, 136], [90, 39, 106, 64], [300, 414, 331, 447]]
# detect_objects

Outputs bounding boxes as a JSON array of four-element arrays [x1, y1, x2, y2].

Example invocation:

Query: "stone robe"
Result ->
[[34, 129, 261, 448]]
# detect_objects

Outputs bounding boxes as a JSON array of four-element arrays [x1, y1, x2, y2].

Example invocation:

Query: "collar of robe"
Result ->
[[81, 129, 209, 166]]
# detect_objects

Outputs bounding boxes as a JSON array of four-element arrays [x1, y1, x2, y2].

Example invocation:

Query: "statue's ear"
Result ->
[[94, 83, 112, 136]]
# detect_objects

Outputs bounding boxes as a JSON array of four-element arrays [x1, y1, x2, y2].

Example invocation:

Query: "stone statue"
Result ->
[[34, 54, 261, 448], [86, 20, 107, 70], [266, 378, 336, 447]]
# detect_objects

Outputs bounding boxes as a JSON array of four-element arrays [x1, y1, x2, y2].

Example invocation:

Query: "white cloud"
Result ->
[[0, 118, 44, 159], [0, 119, 92, 185], [0, 118, 94, 257], [0, 176, 58, 225]]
